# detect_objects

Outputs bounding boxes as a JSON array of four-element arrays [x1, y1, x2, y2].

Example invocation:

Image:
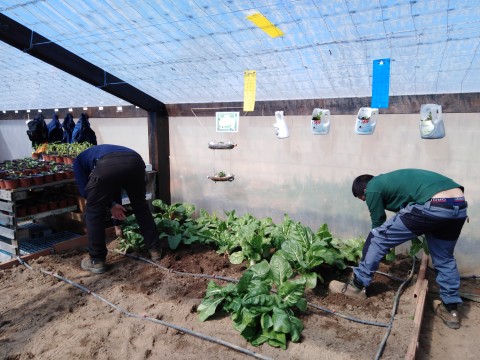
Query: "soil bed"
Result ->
[[0, 240, 468, 360]]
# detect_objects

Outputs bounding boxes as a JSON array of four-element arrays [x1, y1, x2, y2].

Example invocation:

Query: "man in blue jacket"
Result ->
[[73, 144, 161, 274], [329, 169, 468, 329]]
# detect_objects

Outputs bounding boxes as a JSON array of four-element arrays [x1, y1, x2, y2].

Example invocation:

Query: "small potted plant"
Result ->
[[18, 172, 33, 188], [3, 173, 20, 190], [208, 170, 235, 182]]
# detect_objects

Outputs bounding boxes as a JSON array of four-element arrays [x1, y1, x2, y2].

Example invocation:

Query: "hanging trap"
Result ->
[[207, 140, 236, 182], [208, 141, 237, 150], [208, 173, 235, 182]]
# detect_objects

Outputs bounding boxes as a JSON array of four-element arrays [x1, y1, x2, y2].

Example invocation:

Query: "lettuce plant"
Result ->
[[198, 254, 306, 349]]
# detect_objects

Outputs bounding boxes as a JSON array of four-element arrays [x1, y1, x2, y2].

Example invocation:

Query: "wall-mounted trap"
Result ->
[[355, 107, 378, 135], [207, 140, 236, 182], [273, 111, 289, 139], [311, 108, 331, 135], [419, 104, 445, 139], [208, 141, 237, 149], [208, 173, 235, 182]]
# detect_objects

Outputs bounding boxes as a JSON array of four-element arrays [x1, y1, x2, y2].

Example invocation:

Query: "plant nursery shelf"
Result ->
[[0, 205, 78, 228], [0, 179, 76, 201], [0, 178, 79, 257]]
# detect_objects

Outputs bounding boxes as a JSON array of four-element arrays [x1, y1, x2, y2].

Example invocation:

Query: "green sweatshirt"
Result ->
[[365, 169, 463, 228]]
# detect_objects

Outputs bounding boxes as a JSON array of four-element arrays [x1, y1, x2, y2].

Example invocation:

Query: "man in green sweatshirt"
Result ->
[[329, 169, 468, 329]]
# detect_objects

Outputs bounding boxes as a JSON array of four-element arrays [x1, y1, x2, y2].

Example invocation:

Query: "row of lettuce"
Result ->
[[120, 199, 365, 350]]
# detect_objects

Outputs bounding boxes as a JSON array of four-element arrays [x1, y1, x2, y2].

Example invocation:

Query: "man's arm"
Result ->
[[366, 192, 387, 228], [73, 159, 89, 198]]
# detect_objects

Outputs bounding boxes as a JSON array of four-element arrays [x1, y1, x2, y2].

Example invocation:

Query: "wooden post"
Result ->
[[148, 111, 171, 204]]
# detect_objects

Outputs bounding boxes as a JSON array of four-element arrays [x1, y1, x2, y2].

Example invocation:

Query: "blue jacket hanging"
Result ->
[[62, 113, 75, 143], [71, 113, 97, 145], [47, 114, 64, 143]]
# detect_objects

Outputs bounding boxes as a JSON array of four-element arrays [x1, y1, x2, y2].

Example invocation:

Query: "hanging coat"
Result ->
[[47, 114, 64, 143], [62, 113, 76, 143], [71, 113, 97, 145], [26, 113, 48, 147]]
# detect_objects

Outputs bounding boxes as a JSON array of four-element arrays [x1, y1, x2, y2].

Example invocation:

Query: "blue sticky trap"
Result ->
[[371, 58, 390, 108]]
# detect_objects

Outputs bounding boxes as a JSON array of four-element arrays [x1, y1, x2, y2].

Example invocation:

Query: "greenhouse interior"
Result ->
[[0, 1, 479, 359]]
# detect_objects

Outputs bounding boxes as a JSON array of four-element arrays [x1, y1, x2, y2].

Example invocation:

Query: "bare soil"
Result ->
[[0, 240, 479, 360]]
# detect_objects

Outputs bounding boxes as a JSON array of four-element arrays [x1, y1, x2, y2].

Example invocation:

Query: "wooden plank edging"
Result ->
[[405, 254, 429, 360]]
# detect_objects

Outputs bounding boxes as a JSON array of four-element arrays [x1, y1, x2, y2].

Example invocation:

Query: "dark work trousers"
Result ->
[[354, 198, 467, 305], [84, 152, 159, 261]]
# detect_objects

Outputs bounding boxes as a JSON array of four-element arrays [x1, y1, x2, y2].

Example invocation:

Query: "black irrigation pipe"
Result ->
[[460, 275, 480, 279], [119, 251, 405, 328], [16, 256, 274, 360], [16, 249, 415, 360], [118, 250, 419, 358], [374, 256, 416, 360], [306, 302, 389, 327], [145, 248, 415, 359], [347, 265, 405, 282], [119, 251, 239, 283]]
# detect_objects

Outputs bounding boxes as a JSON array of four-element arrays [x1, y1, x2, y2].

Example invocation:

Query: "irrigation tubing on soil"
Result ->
[[122, 251, 420, 359], [374, 256, 416, 360], [15, 256, 274, 360], [118, 251, 419, 330]]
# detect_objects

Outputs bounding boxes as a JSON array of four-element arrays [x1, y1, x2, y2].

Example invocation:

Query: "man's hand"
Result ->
[[111, 203, 127, 221]]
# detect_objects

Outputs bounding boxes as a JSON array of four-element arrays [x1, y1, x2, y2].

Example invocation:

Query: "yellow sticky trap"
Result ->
[[244, 70, 256, 112], [246, 12, 284, 38]]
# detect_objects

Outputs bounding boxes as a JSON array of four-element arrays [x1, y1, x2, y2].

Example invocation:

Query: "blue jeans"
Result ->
[[354, 199, 468, 305]]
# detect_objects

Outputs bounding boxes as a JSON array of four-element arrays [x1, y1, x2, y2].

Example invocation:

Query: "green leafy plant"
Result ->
[[45, 142, 60, 155], [118, 201, 365, 275], [111, 200, 369, 350], [117, 214, 145, 253], [274, 219, 359, 289], [198, 254, 306, 350], [385, 235, 429, 262], [70, 142, 94, 157], [55, 143, 70, 157], [220, 211, 278, 267], [151, 199, 197, 250]]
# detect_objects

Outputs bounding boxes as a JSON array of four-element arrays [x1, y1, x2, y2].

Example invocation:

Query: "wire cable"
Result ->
[[374, 256, 416, 360], [116, 250, 404, 328], [15, 256, 273, 360], [16, 249, 417, 359]]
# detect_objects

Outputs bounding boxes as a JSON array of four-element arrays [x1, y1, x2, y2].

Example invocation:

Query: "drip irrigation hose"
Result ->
[[117, 251, 394, 328], [15, 256, 273, 360], [374, 256, 416, 360], [460, 275, 480, 279], [347, 265, 405, 282], [306, 302, 389, 327], [118, 251, 239, 284]]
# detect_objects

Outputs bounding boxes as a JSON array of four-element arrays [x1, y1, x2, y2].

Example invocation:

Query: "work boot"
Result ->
[[433, 300, 460, 329], [149, 248, 162, 261], [81, 257, 107, 274], [329, 278, 367, 300]]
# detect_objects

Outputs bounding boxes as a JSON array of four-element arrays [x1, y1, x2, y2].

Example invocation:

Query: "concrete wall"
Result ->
[[1, 112, 479, 274], [169, 113, 479, 275]]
